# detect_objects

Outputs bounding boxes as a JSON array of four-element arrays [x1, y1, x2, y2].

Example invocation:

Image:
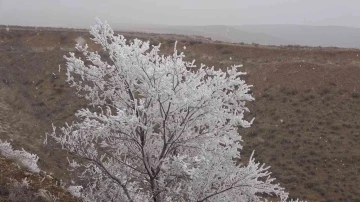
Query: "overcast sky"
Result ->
[[1, 0, 360, 28]]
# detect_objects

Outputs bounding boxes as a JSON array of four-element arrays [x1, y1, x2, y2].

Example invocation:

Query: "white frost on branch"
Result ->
[[75, 36, 86, 47], [0, 139, 40, 173], [67, 185, 83, 198], [48, 18, 297, 202]]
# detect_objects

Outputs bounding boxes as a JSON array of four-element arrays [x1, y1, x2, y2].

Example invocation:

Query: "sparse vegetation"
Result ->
[[0, 25, 360, 201]]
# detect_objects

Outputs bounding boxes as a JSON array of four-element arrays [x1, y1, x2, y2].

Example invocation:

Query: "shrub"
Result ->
[[351, 92, 360, 98], [189, 40, 202, 45], [0, 139, 40, 173], [221, 49, 233, 55]]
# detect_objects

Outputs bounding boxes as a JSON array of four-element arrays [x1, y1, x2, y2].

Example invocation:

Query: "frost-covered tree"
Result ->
[[48, 19, 292, 202]]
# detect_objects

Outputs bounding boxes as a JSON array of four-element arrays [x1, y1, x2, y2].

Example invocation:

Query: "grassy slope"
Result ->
[[0, 26, 359, 201], [0, 156, 78, 202]]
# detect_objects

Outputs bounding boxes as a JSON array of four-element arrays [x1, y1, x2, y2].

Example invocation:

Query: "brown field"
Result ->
[[0, 26, 360, 201]]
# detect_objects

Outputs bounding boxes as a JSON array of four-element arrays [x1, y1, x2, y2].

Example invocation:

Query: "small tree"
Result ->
[[48, 19, 291, 201]]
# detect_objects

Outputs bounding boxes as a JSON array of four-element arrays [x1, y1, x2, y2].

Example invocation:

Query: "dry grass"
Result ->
[[0, 157, 79, 202]]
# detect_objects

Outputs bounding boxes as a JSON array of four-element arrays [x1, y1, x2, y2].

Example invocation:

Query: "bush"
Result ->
[[0, 139, 40, 173], [189, 40, 203, 45], [221, 49, 233, 55], [351, 92, 360, 98]]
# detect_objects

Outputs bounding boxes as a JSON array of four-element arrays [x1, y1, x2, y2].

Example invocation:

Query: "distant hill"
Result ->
[[111, 23, 291, 45], [238, 24, 360, 48], [112, 23, 360, 48]]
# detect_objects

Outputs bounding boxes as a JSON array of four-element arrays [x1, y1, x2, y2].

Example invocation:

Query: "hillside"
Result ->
[[0, 26, 360, 201]]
